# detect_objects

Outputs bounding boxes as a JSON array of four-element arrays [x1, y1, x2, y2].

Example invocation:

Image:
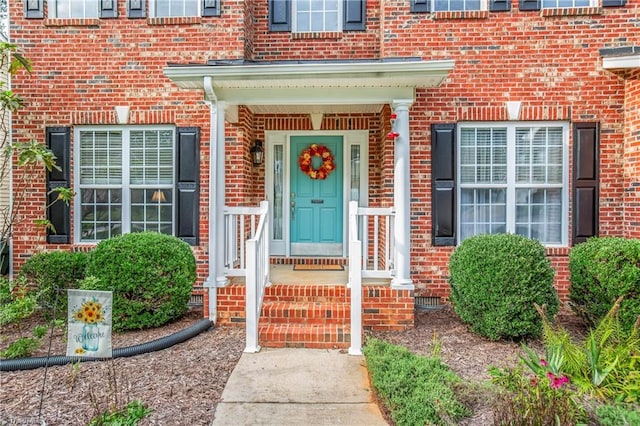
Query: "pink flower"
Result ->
[[549, 374, 570, 389], [540, 359, 548, 367], [547, 372, 555, 380]]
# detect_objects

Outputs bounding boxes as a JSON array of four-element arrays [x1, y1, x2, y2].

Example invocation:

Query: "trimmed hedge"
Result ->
[[569, 237, 640, 333], [85, 232, 196, 332], [449, 233, 559, 340], [19, 250, 89, 318]]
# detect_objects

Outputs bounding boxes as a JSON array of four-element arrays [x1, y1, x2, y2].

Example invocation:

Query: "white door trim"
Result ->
[[265, 130, 369, 257]]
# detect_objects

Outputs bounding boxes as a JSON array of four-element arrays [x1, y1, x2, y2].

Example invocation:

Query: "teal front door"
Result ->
[[290, 136, 343, 256]]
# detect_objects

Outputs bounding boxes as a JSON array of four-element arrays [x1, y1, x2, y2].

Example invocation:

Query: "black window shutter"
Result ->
[[519, 0, 540, 10], [343, 0, 366, 31], [25, 0, 44, 18], [269, 0, 291, 31], [431, 124, 456, 247], [100, 0, 118, 18], [410, 0, 431, 13], [176, 127, 200, 246], [603, 0, 626, 6], [572, 123, 599, 245], [202, 0, 221, 16], [489, 0, 511, 11], [127, 0, 146, 18], [46, 127, 70, 244]]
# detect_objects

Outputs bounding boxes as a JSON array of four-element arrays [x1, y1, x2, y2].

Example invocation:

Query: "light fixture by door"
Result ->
[[250, 140, 264, 166]]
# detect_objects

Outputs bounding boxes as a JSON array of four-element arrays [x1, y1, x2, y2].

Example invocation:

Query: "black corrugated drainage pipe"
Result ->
[[0, 319, 213, 372]]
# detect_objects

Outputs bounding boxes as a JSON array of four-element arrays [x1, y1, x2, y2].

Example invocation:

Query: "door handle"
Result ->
[[291, 201, 295, 220]]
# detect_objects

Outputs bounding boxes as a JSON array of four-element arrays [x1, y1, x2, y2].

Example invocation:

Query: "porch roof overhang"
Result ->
[[163, 58, 455, 109]]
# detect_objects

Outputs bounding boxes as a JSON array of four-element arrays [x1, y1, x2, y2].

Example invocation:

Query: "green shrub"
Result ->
[[363, 338, 470, 426], [569, 237, 640, 333], [0, 276, 36, 325], [20, 250, 88, 318], [85, 232, 195, 332], [596, 403, 640, 426], [449, 233, 559, 340]]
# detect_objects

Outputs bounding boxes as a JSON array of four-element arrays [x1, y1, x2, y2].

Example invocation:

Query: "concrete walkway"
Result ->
[[212, 348, 388, 425]]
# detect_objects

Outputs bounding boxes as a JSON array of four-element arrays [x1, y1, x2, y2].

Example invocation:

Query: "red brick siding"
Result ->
[[624, 69, 640, 238], [8, 0, 638, 312]]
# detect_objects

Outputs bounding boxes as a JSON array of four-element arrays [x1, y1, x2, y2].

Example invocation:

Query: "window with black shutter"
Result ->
[[269, 0, 366, 32]]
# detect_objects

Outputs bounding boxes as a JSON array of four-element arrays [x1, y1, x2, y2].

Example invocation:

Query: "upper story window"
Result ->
[[49, 0, 100, 18], [75, 127, 175, 242], [541, 0, 591, 7], [150, 0, 199, 17], [434, 0, 485, 11], [293, 0, 341, 32], [457, 123, 568, 246]]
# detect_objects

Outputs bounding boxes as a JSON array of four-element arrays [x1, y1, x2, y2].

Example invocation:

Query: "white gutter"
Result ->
[[203, 76, 217, 323]]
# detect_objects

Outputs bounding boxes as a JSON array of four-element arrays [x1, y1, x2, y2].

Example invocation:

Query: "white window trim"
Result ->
[[149, 0, 201, 18], [456, 121, 569, 247], [73, 125, 176, 244], [48, 0, 99, 18], [432, 0, 489, 11], [541, 0, 596, 8], [292, 0, 343, 33]]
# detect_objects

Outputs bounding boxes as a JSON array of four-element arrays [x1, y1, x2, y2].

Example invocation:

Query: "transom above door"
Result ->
[[266, 130, 369, 257]]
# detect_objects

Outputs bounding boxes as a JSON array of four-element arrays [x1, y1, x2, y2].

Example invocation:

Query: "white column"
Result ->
[[215, 101, 228, 288], [392, 100, 414, 289]]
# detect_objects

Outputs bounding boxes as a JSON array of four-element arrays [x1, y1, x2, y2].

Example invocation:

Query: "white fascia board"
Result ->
[[602, 55, 640, 70], [163, 60, 455, 93]]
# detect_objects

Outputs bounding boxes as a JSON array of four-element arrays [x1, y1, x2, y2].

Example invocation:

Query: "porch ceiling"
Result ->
[[163, 58, 455, 111]]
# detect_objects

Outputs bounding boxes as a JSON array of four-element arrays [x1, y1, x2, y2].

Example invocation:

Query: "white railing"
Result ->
[[224, 201, 270, 353], [348, 201, 395, 355]]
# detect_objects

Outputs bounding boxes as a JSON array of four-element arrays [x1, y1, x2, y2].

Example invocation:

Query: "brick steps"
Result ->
[[259, 284, 351, 349], [258, 323, 351, 349]]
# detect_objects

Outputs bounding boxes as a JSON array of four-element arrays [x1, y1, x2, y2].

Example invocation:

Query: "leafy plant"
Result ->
[[19, 250, 88, 319], [0, 276, 36, 325], [449, 233, 559, 340], [524, 299, 640, 403], [364, 338, 471, 426], [490, 365, 586, 426], [596, 402, 640, 426], [88, 400, 152, 426], [0, 336, 41, 359], [85, 232, 195, 331], [569, 237, 640, 333]]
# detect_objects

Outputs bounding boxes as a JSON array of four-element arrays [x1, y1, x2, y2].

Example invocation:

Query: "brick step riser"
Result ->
[[263, 285, 348, 305], [259, 324, 351, 349]]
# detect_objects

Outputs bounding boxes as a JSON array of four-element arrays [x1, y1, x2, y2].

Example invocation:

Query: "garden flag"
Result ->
[[66, 289, 113, 358]]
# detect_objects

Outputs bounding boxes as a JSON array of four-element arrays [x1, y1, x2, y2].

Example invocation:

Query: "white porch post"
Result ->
[[215, 101, 228, 288], [391, 100, 414, 289]]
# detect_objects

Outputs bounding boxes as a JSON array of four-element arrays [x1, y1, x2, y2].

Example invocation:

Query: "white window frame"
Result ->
[[456, 121, 569, 247], [433, 0, 489, 11], [149, 0, 201, 17], [48, 0, 100, 18], [541, 0, 595, 8], [292, 0, 342, 33], [74, 125, 176, 244]]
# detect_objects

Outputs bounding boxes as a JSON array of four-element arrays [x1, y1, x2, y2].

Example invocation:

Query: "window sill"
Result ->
[[541, 6, 601, 16], [433, 10, 490, 19], [291, 31, 343, 40], [147, 16, 202, 25], [44, 18, 100, 27]]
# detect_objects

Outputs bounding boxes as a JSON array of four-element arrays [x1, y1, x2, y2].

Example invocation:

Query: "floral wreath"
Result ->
[[298, 144, 336, 180]]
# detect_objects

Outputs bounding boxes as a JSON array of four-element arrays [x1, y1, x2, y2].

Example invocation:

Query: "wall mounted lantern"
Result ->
[[250, 140, 264, 166]]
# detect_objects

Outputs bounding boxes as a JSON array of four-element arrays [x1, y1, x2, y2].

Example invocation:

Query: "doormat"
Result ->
[[293, 264, 344, 271]]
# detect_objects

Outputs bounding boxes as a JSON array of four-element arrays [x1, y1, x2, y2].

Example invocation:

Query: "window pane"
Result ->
[[80, 189, 122, 241], [459, 188, 506, 241], [295, 0, 339, 32], [350, 145, 361, 202], [517, 127, 564, 184], [79, 131, 122, 185], [515, 188, 562, 244], [130, 189, 173, 235], [154, 0, 198, 17], [273, 145, 284, 240]]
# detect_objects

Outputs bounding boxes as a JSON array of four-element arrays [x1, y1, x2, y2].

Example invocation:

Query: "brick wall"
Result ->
[[8, 0, 638, 305], [624, 69, 640, 238]]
